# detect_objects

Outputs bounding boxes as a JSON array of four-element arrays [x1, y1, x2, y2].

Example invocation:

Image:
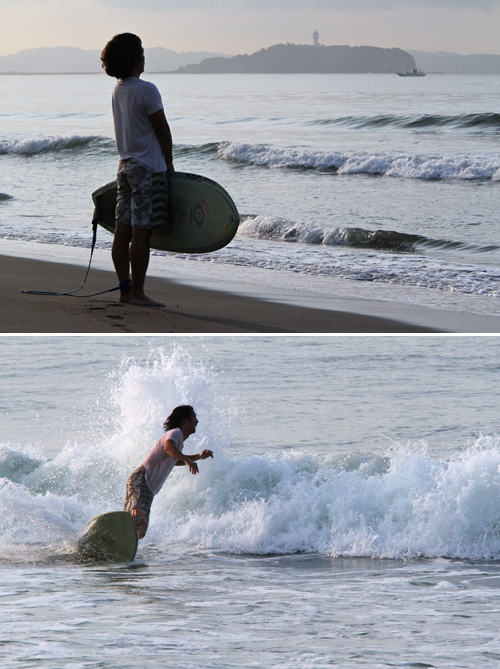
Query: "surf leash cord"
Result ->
[[20, 214, 120, 298]]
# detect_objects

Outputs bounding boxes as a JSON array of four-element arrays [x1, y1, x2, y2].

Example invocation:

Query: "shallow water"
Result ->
[[4, 555, 500, 669]]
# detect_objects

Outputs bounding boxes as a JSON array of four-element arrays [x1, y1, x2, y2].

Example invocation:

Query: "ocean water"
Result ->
[[2, 336, 500, 667], [1, 73, 500, 317]]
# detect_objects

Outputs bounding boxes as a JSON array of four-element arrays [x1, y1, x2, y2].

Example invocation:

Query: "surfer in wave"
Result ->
[[123, 405, 214, 539], [101, 33, 174, 307]]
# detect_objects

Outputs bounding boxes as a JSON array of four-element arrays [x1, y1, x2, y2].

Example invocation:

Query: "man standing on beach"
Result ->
[[101, 33, 173, 307], [123, 405, 214, 539]]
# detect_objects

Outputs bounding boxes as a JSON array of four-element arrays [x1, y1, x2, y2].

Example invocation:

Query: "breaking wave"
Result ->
[[0, 135, 219, 160], [168, 219, 500, 296], [238, 215, 499, 254], [218, 141, 500, 180], [159, 438, 500, 559], [0, 134, 115, 156], [7, 134, 498, 182], [2, 218, 500, 297]]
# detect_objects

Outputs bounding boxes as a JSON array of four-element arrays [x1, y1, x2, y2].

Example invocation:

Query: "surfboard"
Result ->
[[77, 511, 138, 562], [92, 172, 239, 254]]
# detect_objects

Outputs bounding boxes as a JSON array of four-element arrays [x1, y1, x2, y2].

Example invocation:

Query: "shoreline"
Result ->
[[0, 252, 444, 334]]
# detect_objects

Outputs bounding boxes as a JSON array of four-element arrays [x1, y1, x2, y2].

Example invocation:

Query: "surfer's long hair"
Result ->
[[101, 33, 144, 79], [164, 405, 195, 431]]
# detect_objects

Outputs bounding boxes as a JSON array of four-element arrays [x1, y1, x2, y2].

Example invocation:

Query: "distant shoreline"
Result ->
[[2, 44, 500, 74]]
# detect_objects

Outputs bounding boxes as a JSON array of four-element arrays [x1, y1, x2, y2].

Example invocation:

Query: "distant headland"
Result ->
[[175, 43, 416, 74]]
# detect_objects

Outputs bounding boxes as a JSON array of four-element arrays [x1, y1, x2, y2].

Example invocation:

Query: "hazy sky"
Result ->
[[1, 0, 499, 56]]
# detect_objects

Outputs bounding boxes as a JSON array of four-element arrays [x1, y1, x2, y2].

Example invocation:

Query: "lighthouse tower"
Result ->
[[313, 31, 319, 47]]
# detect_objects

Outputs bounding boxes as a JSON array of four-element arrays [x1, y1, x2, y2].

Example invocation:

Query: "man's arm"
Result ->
[[149, 108, 174, 171], [175, 450, 214, 466], [164, 438, 198, 474]]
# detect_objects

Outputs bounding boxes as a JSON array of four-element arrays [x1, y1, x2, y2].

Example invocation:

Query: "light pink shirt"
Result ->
[[141, 428, 184, 495]]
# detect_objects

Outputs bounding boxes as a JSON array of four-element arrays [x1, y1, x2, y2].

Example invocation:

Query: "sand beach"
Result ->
[[3, 247, 500, 333]]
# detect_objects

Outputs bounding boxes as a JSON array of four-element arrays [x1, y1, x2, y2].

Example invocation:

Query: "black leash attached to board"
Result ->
[[21, 214, 119, 298]]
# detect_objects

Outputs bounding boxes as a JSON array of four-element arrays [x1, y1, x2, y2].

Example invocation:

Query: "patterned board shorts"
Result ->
[[123, 466, 155, 516], [116, 159, 169, 229]]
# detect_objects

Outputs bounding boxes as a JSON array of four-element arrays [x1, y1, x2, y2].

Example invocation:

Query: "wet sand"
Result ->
[[0, 254, 443, 333]]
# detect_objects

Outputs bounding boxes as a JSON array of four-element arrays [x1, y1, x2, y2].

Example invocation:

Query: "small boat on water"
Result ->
[[397, 68, 426, 77]]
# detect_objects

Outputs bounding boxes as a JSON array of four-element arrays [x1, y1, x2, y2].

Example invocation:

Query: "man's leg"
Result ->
[[112, 224, 133, 303], [130, 509, 149, 540], [129, 227, 165, 307], [124, 466, 153, 540]]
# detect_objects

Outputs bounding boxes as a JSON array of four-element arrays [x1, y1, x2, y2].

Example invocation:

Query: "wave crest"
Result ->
[[239, 216, 496, 254], [307, 112, 500, 132], [0, 134, 115, 156], [219, 141, 500, 180]]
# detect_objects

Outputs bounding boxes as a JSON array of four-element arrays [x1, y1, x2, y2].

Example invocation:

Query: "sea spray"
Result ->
[[106, 345, 235, 468], [0, 346, 234, 561]]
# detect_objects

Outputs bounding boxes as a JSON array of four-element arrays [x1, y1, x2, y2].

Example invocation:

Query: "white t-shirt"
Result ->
[[112, 77, 167, 173], [141, 427, 184, 495]]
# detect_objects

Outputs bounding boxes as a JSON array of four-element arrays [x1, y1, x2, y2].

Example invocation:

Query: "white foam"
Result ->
[[152, 440, 500, 560], [239, 216, 331, 245], [0, 133, 108, 155], [218, 142, 500, 181]]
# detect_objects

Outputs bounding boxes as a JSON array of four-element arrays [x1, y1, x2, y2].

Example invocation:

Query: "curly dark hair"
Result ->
[[101, 33, 144, 79], [163, 405, 195, 431]]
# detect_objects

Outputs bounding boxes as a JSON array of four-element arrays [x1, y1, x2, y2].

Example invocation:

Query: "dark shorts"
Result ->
[[123, 466, 155, 514], [116, 159, 169, 229]]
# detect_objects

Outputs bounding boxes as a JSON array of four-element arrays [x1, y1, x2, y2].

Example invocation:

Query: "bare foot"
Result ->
[[119, 290, 131, 304], [130, 293, 166, 307]]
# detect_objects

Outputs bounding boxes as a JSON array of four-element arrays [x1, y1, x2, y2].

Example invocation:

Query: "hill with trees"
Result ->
[[176, 43, 416, 74]]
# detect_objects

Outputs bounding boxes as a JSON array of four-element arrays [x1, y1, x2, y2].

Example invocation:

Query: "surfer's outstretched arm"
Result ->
[[164, 438, 203, 474], [175, 449, 214, 466]]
